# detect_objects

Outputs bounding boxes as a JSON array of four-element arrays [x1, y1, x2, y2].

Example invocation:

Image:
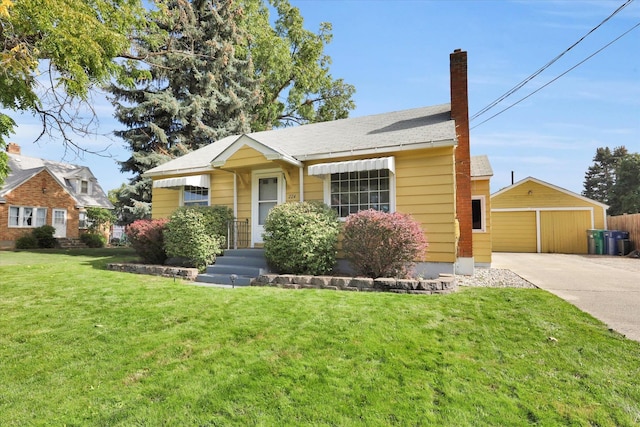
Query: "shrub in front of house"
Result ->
[[263, 201, 341, 275], [15, 234, 38, 249], [163, 208, 221, 271], [126, 219, 169, 264], [32, 225, 57, 248], [80, 233, 106, 248], [342, 209, 428, 278], [182, 205, 234, 246]]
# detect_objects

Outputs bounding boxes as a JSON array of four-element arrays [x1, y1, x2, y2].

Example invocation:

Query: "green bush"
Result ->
[[183, 205, 234, 246], [164, 209, 221, 271], [80, 233, 106, 248], [15, 234, 38, 249], [32, 225, 57, 248], [263, 201, 341, 275]]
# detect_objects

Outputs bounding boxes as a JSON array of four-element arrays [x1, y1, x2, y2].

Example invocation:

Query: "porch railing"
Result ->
[[226, 218, 250, 250]]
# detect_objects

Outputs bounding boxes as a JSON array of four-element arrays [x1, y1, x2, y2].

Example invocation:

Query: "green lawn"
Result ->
[[1, 249, 639, 426]]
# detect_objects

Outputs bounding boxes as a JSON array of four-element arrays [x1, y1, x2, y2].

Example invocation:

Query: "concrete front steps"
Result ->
[[196, 249, 270, 286]]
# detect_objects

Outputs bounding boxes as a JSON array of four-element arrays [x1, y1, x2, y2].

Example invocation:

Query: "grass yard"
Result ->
[[1, 249, 639, 426]]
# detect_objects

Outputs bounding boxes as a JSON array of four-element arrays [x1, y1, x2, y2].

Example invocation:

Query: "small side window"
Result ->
[[472, 197, 485, 232]]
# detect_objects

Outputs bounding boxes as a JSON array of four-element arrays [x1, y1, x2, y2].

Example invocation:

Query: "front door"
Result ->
[[52, 209, 67, 238], [252, 171, 284, 245]]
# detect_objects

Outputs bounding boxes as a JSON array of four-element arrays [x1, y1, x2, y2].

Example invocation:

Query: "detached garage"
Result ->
[[491, 177, 608, 254]]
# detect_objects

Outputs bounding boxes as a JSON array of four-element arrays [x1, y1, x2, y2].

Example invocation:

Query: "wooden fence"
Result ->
[[608, 213, 640, 251]]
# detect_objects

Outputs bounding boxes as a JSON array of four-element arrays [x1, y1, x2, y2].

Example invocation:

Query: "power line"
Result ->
[[470, 0, 635, 122], [470, 21, 640, 131]]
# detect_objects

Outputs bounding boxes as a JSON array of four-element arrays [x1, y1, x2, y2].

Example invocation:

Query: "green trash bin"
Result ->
[[594, 230, 606, 255]]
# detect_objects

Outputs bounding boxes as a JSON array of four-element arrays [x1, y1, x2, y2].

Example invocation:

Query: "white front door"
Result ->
[[52, 209, 67, 238], [252, 170, 284, 246]]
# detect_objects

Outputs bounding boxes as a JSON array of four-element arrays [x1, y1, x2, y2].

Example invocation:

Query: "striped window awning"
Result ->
[[307, 156, 395, 176], [152, 175, 210, 189]]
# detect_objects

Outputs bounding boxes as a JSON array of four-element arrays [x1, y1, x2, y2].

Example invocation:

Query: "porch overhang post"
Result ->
[[299, 166, 304, 202]]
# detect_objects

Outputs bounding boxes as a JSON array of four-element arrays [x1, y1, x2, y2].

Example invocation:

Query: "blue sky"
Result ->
[[5, 0, 640, 195]]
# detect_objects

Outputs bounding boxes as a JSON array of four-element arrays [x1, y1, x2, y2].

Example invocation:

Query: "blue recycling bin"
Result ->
[[606, 230, 630, 256]]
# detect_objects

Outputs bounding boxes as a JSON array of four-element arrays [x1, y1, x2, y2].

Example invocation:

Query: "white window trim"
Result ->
[[79, 210, 89, 229], [8, 206, 48, 228], [472, 196, 486, 233], [180, 185, 210, 207], [322, 169, 396, 220]]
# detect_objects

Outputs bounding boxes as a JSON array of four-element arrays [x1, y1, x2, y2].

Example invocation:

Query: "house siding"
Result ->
[[471, 178, 492, 264], [0, 170, 79, 248], [150, 145, 458, 265], [492, 178, 607, 254]]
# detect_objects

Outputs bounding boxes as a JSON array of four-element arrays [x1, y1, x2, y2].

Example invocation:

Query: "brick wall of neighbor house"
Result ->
[[0, 169, 80, 246], [450, 48, 473, 259]]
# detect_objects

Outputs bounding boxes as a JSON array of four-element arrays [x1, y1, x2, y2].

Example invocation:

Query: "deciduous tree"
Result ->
[[0, 0, 147, 184]]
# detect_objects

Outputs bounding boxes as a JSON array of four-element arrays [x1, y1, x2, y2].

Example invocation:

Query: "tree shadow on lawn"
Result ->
[[8, 247, 140, 270]]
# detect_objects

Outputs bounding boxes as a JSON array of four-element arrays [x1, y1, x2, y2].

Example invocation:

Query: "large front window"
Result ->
[[183, 186, 209, 206], [330, 170, 391, 218], [9, 206, 47, 227]]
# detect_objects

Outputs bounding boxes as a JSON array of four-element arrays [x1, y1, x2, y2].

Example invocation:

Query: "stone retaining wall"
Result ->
[[251, 274, 456, 294], [107, 263, 198, 281]]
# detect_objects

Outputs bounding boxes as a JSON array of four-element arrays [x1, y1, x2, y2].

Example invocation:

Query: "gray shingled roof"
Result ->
[[0, 153, 114, 208], [470, 155, 493, 178], [145, 104, 456, 176]]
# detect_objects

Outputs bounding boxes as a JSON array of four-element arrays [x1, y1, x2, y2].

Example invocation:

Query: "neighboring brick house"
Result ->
[[0, 143, 114, 249]]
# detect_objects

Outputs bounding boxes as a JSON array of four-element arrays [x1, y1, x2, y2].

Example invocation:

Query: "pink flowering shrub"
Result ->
[[126, 218, 169, 264], [342, 210, 427, 278]]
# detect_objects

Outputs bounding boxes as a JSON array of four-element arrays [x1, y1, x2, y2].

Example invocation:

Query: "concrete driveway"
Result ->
[[492, 253, 640, 342]]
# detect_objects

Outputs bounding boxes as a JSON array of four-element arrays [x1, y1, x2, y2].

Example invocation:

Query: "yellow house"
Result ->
[[144, 50, 491, 278], [470, 155, 493, 266], [491, 177, 609, 254]]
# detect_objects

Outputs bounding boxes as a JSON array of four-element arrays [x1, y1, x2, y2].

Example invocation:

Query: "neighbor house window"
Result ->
[[329, 170, 392, 218], [79, 211, 88, 229], [183, 186, 209, 206], [80, 180, 89, 194], [472, 196, 485, 232], [8, 206, 47, 228]]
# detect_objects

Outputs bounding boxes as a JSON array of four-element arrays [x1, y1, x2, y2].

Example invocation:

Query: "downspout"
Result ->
[[233, 172, 238, 218], [299, 166, 304, 202]]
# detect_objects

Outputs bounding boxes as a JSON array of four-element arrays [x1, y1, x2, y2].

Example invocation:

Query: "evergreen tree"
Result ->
[[109, 0, 260, 222], [582, 146, 628, 206], [610, 153, 640, 215]]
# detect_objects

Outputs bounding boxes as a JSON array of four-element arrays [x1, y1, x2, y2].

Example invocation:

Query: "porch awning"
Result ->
[[152, 174, 210, 189], [307, 156, 395, 176]]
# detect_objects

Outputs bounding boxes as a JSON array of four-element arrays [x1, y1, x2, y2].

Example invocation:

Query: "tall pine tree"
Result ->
[[109, 0, 260, 223], [610, 153, 640, 215], [582, 146, 628, 207]]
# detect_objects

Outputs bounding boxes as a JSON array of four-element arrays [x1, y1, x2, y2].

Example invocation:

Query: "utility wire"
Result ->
[[470, 0, 635, 122], [470, 21, 640, 130]]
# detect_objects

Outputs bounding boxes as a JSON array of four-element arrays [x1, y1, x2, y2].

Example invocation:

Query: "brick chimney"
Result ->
[[450, 49, 473, 262], [7, 142, 21, 155]]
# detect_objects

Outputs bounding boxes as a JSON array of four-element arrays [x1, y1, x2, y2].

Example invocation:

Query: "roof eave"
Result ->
[[294, 138, 457, 162], [144, 165, 214, 178]]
